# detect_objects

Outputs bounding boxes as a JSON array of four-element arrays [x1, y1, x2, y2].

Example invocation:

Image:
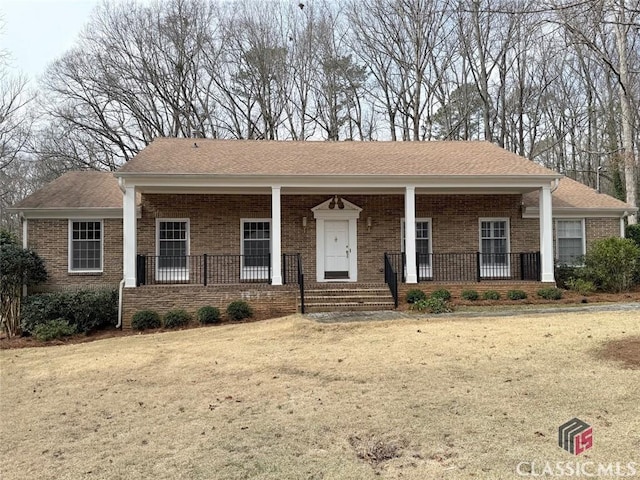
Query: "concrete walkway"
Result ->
[[306, 302, 640, 323]]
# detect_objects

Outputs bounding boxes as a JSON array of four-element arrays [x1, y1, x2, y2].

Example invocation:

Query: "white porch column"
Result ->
[[123, 185, 137, 287], [271, 186, 283, 286], [405, 186, 418, 284], [539, 185, 555, 283]]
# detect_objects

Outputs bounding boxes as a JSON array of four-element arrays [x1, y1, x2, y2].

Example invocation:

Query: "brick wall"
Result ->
[[138, 193, 540, 283], [122, 285, 297, 329], [27, 218, 122, 291], [585, 218, 621, 248]]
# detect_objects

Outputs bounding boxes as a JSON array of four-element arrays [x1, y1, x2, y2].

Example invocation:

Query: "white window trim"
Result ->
[[68, 219, 103, 273], [155, 218, 190, 282], [478, 217, 511, 278], [240, 218, 271, 281], [555, 218, 586, 266], [401, 218, 433, 279]]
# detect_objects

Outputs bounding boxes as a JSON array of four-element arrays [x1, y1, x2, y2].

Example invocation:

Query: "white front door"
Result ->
[[324, 220, 350, 278]]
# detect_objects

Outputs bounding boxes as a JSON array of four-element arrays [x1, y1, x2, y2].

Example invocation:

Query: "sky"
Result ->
[[0, 0, 103, 81]]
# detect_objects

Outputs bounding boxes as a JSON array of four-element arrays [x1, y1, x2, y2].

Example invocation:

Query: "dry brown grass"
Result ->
[[1, 312, 639, 480]]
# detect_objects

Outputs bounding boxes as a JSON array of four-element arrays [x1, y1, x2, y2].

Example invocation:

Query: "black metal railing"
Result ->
[[383, 251, 541, 283], [282, 253, 305, 313], [384, 253, 399, 308], [136, 253, 307, 288]]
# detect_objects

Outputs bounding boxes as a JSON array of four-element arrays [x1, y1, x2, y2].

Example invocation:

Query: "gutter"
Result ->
[[116, 279, 124, 329]]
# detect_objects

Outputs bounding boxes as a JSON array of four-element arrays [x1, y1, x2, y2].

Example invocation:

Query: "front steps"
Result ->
[[302, 283, 396, 313]]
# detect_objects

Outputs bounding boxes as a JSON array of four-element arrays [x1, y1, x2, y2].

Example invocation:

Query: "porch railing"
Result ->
[[384, 252, 541, 283], [383, 253, 399, 308], [136, 254, 304, 286]]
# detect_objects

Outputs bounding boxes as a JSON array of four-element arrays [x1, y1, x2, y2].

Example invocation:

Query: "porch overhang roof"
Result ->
[[115, 173, 560, 193]]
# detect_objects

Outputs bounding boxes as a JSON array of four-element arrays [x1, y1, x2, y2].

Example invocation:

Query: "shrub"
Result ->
[[226, 300, 253, 321], [197, 306, 221, 324], [461, 290, 479, 301], [131, 310, 161, 330], [626, 224, 640, 248], [482, 290, 501, 300], [411, 297, 453, 314], [555, 264, 579, 290], [21, 289, 118, 335], [566, 277, 596, 296], [33, 319, 76, 341], [537, 287, 563, 300], [430, 288, 451, 301], [406, 289, 427, 304], [163, 309, 191, 328], [582, 237, 640, 292], [507, 290, 527, 300]]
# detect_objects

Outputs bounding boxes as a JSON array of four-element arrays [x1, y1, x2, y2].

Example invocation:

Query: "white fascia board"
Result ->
[[115, 173, 561, 190], [523, 206, 634, 219], [13, 207, 141, 219]]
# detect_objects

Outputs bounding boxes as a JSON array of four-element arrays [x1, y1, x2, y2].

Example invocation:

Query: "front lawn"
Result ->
[[1, 312, 638, 479]]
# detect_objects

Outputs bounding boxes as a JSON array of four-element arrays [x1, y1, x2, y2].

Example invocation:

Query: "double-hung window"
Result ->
[[479, 218, 510, 277], [241, 219, 271, 280], [156, 219, 189, 281], [69, 220, 103, 272], [556, 219, 585, 265], [401, 218, 432, 280]]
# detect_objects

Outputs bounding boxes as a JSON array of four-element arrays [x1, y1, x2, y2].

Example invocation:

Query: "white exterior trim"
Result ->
[[15, 207, 140, 219], [539, 186, 555, 282], [555, 218, 586, 265], [621, 218, 626, 238], [523, 207, 632, 219], [312, 197, 361, 282], [271, 187, 282, 285], [240, 218, 272, 281], [123, 186, 137, 287], [155, 218, 190, 282], [68, 219, 104, 273], [404, 187, 417, 283]]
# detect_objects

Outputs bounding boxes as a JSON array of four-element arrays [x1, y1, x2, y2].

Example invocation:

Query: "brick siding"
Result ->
[[122, 284, 297, 329], [27, 218, 122, 291]]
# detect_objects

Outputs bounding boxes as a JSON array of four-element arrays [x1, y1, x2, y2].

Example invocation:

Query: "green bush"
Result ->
[[555, 264, 579, 290], [537, 287, 563, 300], [21, 289, 118, 335], [482, 290, 501, 300], [33, 318, 76, 341], [226, 300, 253, 321], [507, 290, 527, 300], [461, 290, 479, 301], [197, 306, 221, 324], [411, 297, 453, 314], [566, 277, 596, 296], [406, 289, 427, 304], [582, 237, 640, 292], [163, 309, 191, 328], [430, 288, 451, 301], [131, 310, 161, 330], [626, 224, 640, 248]]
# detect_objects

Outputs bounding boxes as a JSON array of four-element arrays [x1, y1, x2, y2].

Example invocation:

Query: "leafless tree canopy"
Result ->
[[2, 0, 639, 228]]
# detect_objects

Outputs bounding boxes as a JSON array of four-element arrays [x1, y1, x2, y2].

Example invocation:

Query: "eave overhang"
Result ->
[[8, 207, 142, 219], [523, 206, 637, 218]]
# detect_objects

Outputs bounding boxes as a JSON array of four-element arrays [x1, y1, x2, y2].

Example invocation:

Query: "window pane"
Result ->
[[158, 221, 188, 269], [243, 221, 270, 267], [71, 221, 101, 270]]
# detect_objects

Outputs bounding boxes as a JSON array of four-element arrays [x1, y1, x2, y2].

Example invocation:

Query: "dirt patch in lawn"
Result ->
[[597, 336, 640, 369]]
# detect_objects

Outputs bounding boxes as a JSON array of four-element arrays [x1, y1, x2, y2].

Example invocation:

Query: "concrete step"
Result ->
[[300, 284, 396, 313]]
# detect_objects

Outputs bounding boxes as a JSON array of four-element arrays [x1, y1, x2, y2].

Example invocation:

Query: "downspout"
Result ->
[[550, 178, 560, 194], [117, 278, 125, 329]]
